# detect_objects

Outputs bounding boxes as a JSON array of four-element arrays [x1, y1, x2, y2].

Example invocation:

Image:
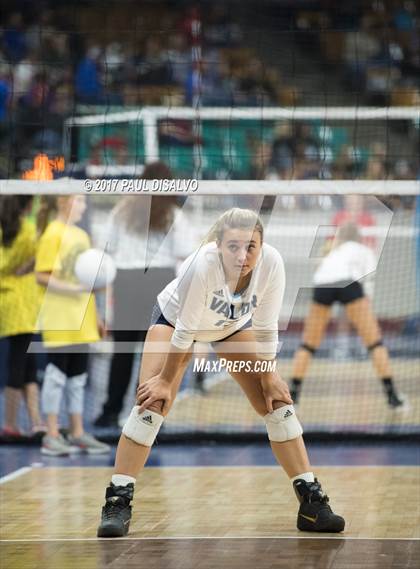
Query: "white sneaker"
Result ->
[[67, 432, 111, 455], [41, 434, 79, 456]]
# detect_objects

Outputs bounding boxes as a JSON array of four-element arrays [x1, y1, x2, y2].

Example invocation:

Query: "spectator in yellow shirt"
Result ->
[[0, 196, 44, 437], [35, 195, 110, 456]]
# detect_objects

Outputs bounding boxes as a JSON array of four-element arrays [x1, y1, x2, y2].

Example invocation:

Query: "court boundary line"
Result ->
[[1, 536, 419, 542], [0, 466, 32, 485], [21, 465, 419, 470]]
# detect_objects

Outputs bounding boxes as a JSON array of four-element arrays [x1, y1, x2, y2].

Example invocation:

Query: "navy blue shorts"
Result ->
[[150, 303, 252, 342], [150, 303, 175, 328]]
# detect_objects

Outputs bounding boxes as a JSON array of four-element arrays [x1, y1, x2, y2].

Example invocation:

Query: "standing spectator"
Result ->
[[0, 196, 44, 437], [35, 195, 110, 455], [95, 162, 182, 427]]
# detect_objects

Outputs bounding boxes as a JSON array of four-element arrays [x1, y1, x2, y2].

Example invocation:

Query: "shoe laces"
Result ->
[[307, 480, 330, 505], [103, 496, 128, 519]]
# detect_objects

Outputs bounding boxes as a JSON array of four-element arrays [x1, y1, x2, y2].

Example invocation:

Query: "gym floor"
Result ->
[[1, 442, 419, 569]]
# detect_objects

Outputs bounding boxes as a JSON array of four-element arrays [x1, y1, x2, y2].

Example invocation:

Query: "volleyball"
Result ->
[[74, 248, 116, 289]]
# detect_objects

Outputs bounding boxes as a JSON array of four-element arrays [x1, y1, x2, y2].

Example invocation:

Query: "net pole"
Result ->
[[143, 109, 159, 163], [191, 7, 203, 179]]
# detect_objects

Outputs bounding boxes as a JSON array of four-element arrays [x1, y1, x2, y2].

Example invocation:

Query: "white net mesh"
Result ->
[[1, 189, 417, 439]]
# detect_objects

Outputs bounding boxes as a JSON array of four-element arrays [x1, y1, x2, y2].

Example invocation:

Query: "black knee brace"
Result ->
[[367, 340, 383, 352], [300, 343, 317, 355]]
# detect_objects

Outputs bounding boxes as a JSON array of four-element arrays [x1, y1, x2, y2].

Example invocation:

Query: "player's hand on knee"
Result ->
[[136, 375, 173, 415], [261, 374, 293, 413]]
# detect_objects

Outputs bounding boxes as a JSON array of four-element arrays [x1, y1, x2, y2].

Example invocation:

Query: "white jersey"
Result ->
[[104, 208, 191, 269], [313, 241, 376, 286], [158, 242, 286, 359]]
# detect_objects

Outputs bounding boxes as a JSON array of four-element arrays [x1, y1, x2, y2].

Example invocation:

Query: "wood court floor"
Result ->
[[1, 465, 419, 568]]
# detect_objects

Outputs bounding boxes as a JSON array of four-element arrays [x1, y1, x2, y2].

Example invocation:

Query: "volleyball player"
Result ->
[[290, 222, 405, 408], [97, 208, 345, 537]]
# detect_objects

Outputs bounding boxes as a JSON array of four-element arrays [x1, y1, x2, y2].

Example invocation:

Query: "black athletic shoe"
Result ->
[[94, 413, 119, 428], [97, 483, 134, 538], [386, 391, 405, 408], [289, 379, 302, 405], [194, 371, 207, 395], [293, 478, 345, 533]]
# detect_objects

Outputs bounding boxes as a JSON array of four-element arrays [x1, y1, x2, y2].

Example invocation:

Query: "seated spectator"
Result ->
[[270, 123, 294, 173], [75, 46, 104, 104], [344, 14, 382, 87], [203, 4, 243, 48], [0, 64, 11, 122], [165, 32, 191, 87], [2, 12, 27, 62], [135, 37, 171, 86], [185, 59, 235, 106], [239, 57, 278, 106], [13, 53, 37, 101]]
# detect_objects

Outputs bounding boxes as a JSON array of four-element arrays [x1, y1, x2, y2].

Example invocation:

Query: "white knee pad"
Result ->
[[264, 405, 303, 442], [66, 373, 87, 414], [41, 363, 66, 414], [122, 406, 164, 447]]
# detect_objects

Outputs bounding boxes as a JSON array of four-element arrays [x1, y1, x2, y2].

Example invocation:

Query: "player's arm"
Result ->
[[35, 230, 89, 295], [170, 250, 208, 351], [361, 245, 377, 299], [14, 258, 35, 276], [136, 344, 192, 414], [252, 256, 292, 410], [137, 252, 207, 413], [252, 255, 285, 361]]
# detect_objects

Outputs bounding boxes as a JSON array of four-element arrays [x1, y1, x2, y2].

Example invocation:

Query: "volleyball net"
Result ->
[[1, 180, 418, 441]]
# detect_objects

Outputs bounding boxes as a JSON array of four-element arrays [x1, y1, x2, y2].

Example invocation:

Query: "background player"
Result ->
[[289, 222, 405, 408]]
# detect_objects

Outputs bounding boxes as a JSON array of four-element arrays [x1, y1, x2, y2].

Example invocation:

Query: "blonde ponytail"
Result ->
[[203, 208, 264, 244]]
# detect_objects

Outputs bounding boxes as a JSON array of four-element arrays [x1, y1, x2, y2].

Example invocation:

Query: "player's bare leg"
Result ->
[[98, 324, 191, 537], [345, 297, 404, 407], [290, 302, 331, 403], [3, 387, 22, 433], [214, 329, 344, 532], [23, 382, 43, 431]]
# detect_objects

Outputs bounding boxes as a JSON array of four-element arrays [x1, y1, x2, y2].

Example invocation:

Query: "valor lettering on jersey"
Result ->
[[210, 297, 224, 312], [210, 294, 258, 323], [210, 297, 230, 317]]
